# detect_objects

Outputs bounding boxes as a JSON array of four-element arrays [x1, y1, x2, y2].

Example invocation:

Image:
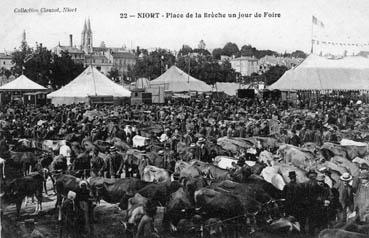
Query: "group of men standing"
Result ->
[[283, 163, 369, 235]]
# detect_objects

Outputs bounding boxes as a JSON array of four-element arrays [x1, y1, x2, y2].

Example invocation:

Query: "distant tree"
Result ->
[[212, 48, 223, 60], [12, 43, 54, 86], [11, 41, 33, 76], [51, 51, 84, 88], [107, 67, 120, 82], [193, 48, 211, 56], [178, 45, 193, 56], [0, 67, 12, 78], [240, 44, 277, 58], [222, 42, 239, 57], [198, 40, 206, 49], [176, 54, 236, 84], [264, 65, 288, 85], [291, 50, 307, 58], [128, 48, 175, 80], [240, 45, 256, 57]]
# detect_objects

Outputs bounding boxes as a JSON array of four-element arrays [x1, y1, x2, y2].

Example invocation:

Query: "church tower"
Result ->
[[81, 18, 93, 54], [81, 20, 87, 51], [22, 30, 27, 45]]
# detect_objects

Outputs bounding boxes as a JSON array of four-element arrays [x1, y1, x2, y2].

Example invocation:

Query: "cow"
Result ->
[[89, 177, 149, 205], [194, 187, 244, 219], [134, 181, 181, 207], [141, 165, 170, 183], [35, 152, 56, 195], [72, 152, 91, 179], [54, 174, 82, 209], [277, 144, 316, 171], [8, 151, 39, 176], [166, 187, 194, 226], [2, 172, 44, 217], [191, 160, 231, 181], [318, 229, 367, 238]]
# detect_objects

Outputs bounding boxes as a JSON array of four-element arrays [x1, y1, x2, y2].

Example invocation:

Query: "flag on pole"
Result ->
[[312, 16, 318, 25], [312, 15, 324, 28]]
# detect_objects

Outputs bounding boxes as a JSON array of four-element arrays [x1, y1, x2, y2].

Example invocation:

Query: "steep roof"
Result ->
[[268, 54, 369, 90], [0, 75, 47, 91], [47, 66, 131, 98], [150, 66, 212, 92], [56, 45, 84, 54]]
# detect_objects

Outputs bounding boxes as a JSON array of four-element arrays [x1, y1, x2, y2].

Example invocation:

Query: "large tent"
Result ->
[[47, 66, 131, 105], [268, 54, 369, 90], [150, 66, 212, 92], [0, 75, 47, 91]]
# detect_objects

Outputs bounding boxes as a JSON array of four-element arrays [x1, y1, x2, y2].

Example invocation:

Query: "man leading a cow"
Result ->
[[334, 172, 354, 223], [105, 146, 123, 179], [89, 148, 105, 178], [283, 171, 304, 230], [304, 170, 333, 235]]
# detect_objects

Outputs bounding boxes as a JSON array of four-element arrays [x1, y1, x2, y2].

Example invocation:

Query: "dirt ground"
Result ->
[[1, 179, 318, 238]]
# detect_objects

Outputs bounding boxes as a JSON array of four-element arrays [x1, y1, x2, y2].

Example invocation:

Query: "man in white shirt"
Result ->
[[59, 140, 71, 169]]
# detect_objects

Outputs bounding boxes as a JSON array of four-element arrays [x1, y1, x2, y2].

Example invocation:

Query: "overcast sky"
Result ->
[[1, 0, 369, 53]]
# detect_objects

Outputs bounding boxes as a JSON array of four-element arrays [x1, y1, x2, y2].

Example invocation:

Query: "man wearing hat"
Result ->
[[354, 171, 369, 222], [352, 163, 369, 192], [183, 143, 196, 162], [305, 173, 333, 235], [76, 180, 94, 235], [334, 172, 354, 222], [283, 171, 304, 228], [163, 143, 175, 172], [196, 137, 210, 163], [106, 146, 124, 179]]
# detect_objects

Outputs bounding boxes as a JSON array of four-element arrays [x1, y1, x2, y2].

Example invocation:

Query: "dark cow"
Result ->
[[89, 177, 149, 205], [318, 229, 367, 238], [194, 187, 244, 219], [35, 152, 56, 195], [2, 172, 44, 216], [54, 174, 82, 209], [166, 187, 194, 226], [134, 181, 181, 207], [8, 151, 38, 176]]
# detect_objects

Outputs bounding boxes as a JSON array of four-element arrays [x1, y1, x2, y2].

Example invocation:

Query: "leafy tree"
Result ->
[[127, 48, 175, 80], [193, 48, 211, 56], [291, 50, 307, 58], [240, 45, 256, 57], [11, 41, 33, 76], [176, 55, 236, 84], [51, 51, 84, 88], [240, 44, 277, 58], [264, 65, 288, 85], [107, 68, 120, 82], [178, 45, 193, 56], [222, 42, 239, 57], [0, 67, 12, 78], [212, 48, 223, 60]]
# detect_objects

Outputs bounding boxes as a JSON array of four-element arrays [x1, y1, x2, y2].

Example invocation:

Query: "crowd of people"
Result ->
[[1, 93, 369, 237]]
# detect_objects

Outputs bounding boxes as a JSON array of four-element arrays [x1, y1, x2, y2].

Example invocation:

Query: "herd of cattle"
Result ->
[[2, 135, 369, 238]]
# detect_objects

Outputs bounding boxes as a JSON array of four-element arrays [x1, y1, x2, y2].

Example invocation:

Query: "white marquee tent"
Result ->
[[0, 75, 47, 91], [268, 54, 369, 91], [47, 66, 131, 105], [150, 66, 212, 92]]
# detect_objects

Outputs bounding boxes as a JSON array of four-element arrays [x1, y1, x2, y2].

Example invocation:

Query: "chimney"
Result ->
[[69, 34, 73, 47]]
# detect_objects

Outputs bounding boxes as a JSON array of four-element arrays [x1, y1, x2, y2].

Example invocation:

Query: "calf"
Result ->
[[3, 173, 44, 216]]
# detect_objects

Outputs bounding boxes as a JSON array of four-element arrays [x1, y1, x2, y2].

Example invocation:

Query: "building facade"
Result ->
[[53, 34, 85, 64], [0, 53, 13, 70], [230, 56, 259, 76], [54, 19, 136, 76]]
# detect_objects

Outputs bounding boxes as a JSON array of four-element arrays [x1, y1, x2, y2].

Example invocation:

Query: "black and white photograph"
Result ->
[[1, 0, 369, 237]]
